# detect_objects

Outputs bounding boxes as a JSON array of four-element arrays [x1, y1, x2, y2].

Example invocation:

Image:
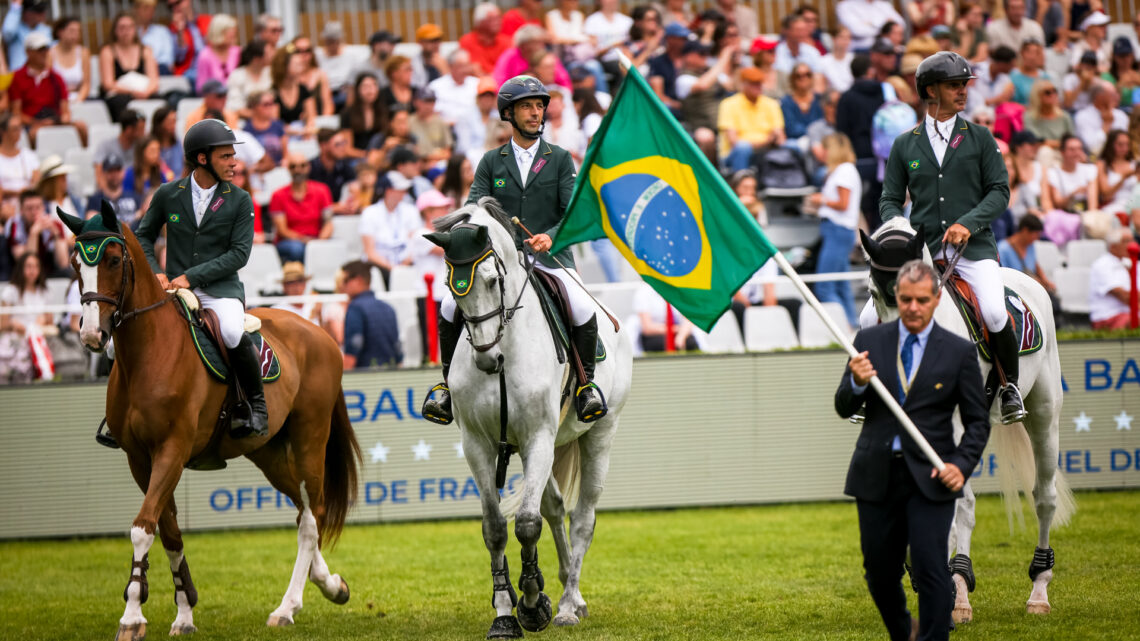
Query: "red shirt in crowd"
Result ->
[[500, 9, 541, 37], [459, 31, 513, 76], [268, 181, 332, 239], [8, 67, 67, 121]]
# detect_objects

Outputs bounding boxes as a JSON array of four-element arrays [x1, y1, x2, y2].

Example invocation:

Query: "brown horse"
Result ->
[[57, 203, 361, 641]]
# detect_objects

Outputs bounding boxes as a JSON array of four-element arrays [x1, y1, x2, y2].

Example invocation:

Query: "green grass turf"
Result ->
[[1, 490, 1136, 640]]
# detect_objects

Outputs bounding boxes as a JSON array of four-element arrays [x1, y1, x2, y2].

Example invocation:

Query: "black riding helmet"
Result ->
[[183, 119, 243, 181], [497, 75, 550, 140], [915, 51, 976, 102]]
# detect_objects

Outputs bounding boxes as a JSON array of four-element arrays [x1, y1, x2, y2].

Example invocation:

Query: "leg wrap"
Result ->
[[1029, 547, 1055, 581], [949, 554, 976, 592], [172, 556, 198, 608], [491, 558, 518, 608], [519, 551, 545, 593], [123, 553, 149, 604]]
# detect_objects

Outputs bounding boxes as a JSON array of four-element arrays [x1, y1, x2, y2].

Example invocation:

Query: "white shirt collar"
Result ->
[[511, 137, 539, 159], [924, 113, 956, 138]]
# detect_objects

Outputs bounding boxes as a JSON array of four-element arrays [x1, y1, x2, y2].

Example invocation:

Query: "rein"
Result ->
[[937, 242, 965, 296], [75, 230, 173, 328]]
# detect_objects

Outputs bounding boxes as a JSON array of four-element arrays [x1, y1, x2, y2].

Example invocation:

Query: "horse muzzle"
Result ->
[[475, 350, 504, 374]]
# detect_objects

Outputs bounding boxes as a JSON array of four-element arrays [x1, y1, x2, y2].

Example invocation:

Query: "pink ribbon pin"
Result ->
[[210, 197, 224, 211], [950, 134, 963, 149], [531, 158, 547, 174]]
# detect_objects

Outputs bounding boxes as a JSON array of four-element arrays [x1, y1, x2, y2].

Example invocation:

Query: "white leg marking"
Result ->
[[269, 482, 317, 626], [1027, 569, 1053, 614], [309, 549, 345, 602], [165, 548, 196, 633], [120, 526, 154, 627]]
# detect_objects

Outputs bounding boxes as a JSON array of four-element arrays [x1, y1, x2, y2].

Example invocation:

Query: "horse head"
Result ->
[[57, 200, 154, 352], [425, 197, 525, 373], [860, 218, 929, 321]]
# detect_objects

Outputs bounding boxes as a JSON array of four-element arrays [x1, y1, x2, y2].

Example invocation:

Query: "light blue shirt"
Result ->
[[140, 23, 175, 69], [998, 239, 1038, 275], [773, 40, 823, 74], [2, 6, 52, 70], [851, 319, 935, 450]]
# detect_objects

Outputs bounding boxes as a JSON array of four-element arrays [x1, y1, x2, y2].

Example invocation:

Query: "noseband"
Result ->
[[74, 230, 171, 328], [451, 241, 535, 353]]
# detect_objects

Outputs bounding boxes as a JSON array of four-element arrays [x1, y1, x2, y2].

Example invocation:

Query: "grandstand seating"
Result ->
[[126, 99, 168, 127], [305, 239, 349, 292], [1054, 267, 1091, 314], [70, 101, 112, 128], [797, 302, 851, 348], [703, 313, 746, 354], [86, 123, 121, 153], [330, 215, 363, 258], [744, 306, 799, 351], [64, 148, 97, 197], [34, 126, 83, 160], [1034, 240, 1063, 279], [238, 244, 284, 297], [1066, 240, 1108, 270]]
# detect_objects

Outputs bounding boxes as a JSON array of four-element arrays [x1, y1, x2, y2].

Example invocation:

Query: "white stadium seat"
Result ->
[[369, 266, 387, 294], [797, 302, 851, 348], [744, 305, 799, 351], [305, 239, 349, 292], [35, 126, 83, 159], [702, 313, 746, 354], [1065, 239, 1107, 270], [238, 244, 283, 296], [156, 75, 192, 95], [87, 123, 121, 152], [64, 148, 96, 197], [256, 167, 291, 206], [175, 97, 204, 139], [330, 215, 362, 258], [1054, 266, 1091, 314], [126, 99, 167, 127], [288, 138, 320, 160], [388, 265, 424, 294], [314, 114, 341, 131], [1033, 240, 1062, 279], [70, 101, 112, 127]]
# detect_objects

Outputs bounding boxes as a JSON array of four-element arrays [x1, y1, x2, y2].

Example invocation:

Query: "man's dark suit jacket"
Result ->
[[835, 320, 992, 503]]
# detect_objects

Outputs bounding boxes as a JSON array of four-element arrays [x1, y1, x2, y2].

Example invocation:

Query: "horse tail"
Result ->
[[991, 422, 1076, 532], [499, 440, 582, 521], [1052, 468, 1076, 528], [321, 389, 361, 546]]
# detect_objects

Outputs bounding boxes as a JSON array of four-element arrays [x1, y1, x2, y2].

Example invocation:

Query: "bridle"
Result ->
[[451, 235, 536, 353], [74, 230, 172, 329], [867, 228, 962, 309]]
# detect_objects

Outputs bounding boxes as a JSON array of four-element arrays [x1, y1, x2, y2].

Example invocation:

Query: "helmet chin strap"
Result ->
[[927, 90, 949, 144], [195, 150, 224, 184], [508, 107, 545, 140]]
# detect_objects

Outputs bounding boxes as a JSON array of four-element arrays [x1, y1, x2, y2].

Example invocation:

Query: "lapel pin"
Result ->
[[935, 382, 943, 390]]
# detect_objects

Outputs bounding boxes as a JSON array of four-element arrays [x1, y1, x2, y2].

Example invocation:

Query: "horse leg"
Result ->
[[949, 481, 977, 624], [515, 432, 556, 633], [1024, 401, 1060, 615], [118, 443, 188, 641], [556, 418, 617, 626], [264, 478, 319, 627], [157, 501, 198, 636], [538, 476, 573, 624]]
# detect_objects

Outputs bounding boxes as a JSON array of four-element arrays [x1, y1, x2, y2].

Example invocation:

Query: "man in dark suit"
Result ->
[[879, 51, 1024, 424], [422, 75, 606, 426], [835, 260, 991, 641], [136, 119, 266, 438]]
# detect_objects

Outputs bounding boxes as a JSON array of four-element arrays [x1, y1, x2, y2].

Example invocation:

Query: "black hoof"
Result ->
[[487, 615, 524, 639], [517, 593, 552, 632]]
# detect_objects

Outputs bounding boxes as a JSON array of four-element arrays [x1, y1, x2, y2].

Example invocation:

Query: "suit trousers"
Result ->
[[856, 457, 955, 641]]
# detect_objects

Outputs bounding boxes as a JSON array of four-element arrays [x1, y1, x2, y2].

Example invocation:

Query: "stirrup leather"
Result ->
[[422, 383, 453, 425], [574, 382, 607, 423], [999, 383, 1028, 424]]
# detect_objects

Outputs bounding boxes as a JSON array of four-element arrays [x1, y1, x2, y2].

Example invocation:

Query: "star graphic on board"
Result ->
[[1115, 411, 1134, 431], [1073, 411, 1092, 433], [412, 439, 433, 461], [454, 441, 465, 458], [369, 441, 390, 463]]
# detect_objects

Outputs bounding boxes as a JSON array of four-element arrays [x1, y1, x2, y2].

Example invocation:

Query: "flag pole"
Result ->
[[770, 252, 946, 471]]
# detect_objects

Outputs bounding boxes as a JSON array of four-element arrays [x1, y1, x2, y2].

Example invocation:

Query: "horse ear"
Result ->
[[907, 225, 926, 258], [860, 230, 881, 262], [424, 231, 451, 249], [475, 225, 489, 248], [101, 199, 121, 233], [56, 207, 85, 236]]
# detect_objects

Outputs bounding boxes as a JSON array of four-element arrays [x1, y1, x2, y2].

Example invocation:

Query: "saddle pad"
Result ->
[[952, 286, 1043, 362], [531, 273, 606, 364], [178, 298, 281, 383]]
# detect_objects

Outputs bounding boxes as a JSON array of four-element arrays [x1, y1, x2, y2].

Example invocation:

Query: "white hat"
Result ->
[[37, 155, 75, 183], [24, 31, 51, 51], [385, 170, 412, 191], [1079, 10, 1110, 30]]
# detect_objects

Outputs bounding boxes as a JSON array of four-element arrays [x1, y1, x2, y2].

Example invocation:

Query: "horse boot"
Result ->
[[229, 333, 269, 438], [992, 323, 1027, 424], [572, 315, 608, 423], [422, 317, 461, 425]]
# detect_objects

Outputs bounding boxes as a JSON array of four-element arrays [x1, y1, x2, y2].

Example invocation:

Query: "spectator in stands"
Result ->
[[460, 3, 511, 77], [977, 45, 1016, 107], [133, 0, 173, 75], [85, 156, 141, 225], [807, 89, 840, 186], [1074, 82, 1127, 159], [272, 45, 317, 138], [340, 259, 402, 369], [836, 54, 885, 228], [1106, 37, 1140, 108], [1063, 51, 1100, 113], [774, 14, 822, 74], [987, 0, 1045, 54], [730, 168, 765, 222], [1008, 129, 1048, 222], [195, 13, 240, 93], [746, 36, 781, 98], [229, 157, 264, 243], [271, 261, 322, 325], [341, 73, 388, 159], [359, 171, 420, 286], [1069, 10, 1110, 72], [381, 55, 417, 114], [624, 5, 665, 72], [184, 79, 239, 131], [49, 16, 90, 102], [868, 37, 897, 80], [9, 32, 83, 146], [819, 26, 854, 92], [1024, 78, 1072, 149], [94, 109, 146, 192], [0, 252, 52, 383], [316, 22, 358, 110], [340, 162, 378, 217], [495, 25, 571, 89], [2, 0, 51, 72], [367, 107, 415, 169], [440, 154, 474, 206], [454, 76, 502, 158], [905, 0, 954, 38], [1047, 134, 1098, 215], [243, 90, 286, 166], [999, 214, 1057, 293], [584, 0, 633, 85], [1097, 130, 1138, 216], [411, 23, 447, 89], [388, 146, 434, 200], [309, 128, 354, 206], [718, 66, 785, 172], [124, 135, 174, 199], [1007, 38, 1051, 105], [406, 188, 452, 356], [807, 133, 861, 327], [546, 0, 596, 78], [253, 14, 283, 58], [6, 189, 69, 276], [355, 30, 399, 89], [409, 88, 453, 164], [99, 12, 159, 123], [542, 90, 585, 163], [835, 0, 903, 52], [648, 21, 689, 113], [168, 0, 206, 86], [676, 40, 731, 156], [270, 151, 334, 264], [634, 282, 698, 351], [0, 113, 40, 217], [291, 35, 334, 118], [428, 49, 479, 128], [780, 62, 823, 146], [1088, 228, 1137, 330], [713, 0, 755, 43], [36, 155, 81, 219], [227, 39, 273, 119], [502, 0, 544, 38], [951, 2, 988, 64]]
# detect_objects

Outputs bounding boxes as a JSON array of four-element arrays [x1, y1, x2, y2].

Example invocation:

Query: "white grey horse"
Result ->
[[425, 198, 633, 638], [861, 217, 1075, 622]]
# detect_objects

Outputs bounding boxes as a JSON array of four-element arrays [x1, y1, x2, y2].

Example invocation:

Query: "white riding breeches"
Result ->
[[440, 263, 596, 327], [195, 290, 245, 348], [933, 252, 1008, 332]]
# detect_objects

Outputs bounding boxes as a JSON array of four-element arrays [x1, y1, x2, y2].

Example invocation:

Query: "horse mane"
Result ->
[[433, 197, 517, 239]]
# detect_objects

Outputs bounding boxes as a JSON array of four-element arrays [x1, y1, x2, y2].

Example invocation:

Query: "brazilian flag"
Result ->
[[551, 65, 778, 332]]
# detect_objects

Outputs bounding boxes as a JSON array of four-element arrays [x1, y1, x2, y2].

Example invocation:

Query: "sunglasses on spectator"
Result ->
[[258, 100, 275, 107], [295, 47, 312, 54], [975, 119, 993, 125], [1041, 88, 1057, 95], [793, 72, 812, 78], [289, 163, 310, 170]]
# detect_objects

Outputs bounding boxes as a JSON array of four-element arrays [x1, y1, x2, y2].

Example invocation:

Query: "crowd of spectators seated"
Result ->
[[2, 0, 1140, 381]]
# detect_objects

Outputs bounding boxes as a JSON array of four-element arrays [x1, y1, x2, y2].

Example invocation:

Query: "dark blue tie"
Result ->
[[900, 333, 918, 401]]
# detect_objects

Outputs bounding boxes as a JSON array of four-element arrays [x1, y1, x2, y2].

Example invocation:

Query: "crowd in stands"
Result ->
[[2, 0, 1140, 383]]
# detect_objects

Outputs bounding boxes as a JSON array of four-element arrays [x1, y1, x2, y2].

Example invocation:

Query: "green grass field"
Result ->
[[1, 491, 1136, 641]]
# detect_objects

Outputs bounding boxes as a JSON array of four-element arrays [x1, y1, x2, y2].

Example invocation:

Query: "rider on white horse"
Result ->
[[875, 51, 1026, 424], [422, 75, 607, 425]]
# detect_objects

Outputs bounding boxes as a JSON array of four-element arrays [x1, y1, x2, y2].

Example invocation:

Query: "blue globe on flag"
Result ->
[[599, 174, 702, 278]]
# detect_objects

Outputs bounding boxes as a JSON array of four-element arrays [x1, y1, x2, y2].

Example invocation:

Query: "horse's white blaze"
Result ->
[[78, 262, 104, 347], [269, 482, 316, 624], [119, 526, 153, 626], [165, 548, 195, 632]]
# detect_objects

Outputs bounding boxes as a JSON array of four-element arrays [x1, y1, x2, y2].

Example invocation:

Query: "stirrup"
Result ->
[[575, 382, 607, 423], [999, 383, 1028, 424], [422, 383, 453, 425], [95, 417, 120, 449]]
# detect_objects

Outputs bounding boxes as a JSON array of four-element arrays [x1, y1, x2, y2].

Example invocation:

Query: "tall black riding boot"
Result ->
[[991, 323, 1027, 424], [571, 315, 608, 423], [422, 317, 461, 425], [229, 333, 269, 438]]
